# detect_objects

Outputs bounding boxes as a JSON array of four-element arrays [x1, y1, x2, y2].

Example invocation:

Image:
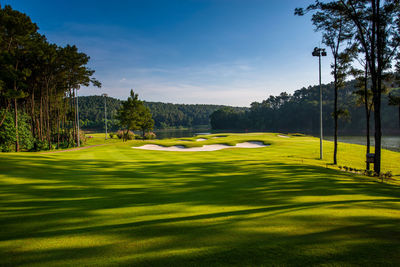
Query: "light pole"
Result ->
[[102, 93, 108, 139], [312, 47, 327, 160], [76, 88, 80, 147]]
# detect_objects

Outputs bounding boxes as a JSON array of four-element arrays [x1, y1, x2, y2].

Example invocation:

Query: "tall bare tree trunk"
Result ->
[[373, 0, 382, 175], [333, 59, 338, 165], [0, 101, 11, 127], [364, 65, 371, 170], [57, 107, 60, 149], [14, 98, 19, 152], [31, 90, 36, 139], [40, 96, 43, 141], [46, 84, 51, 149]]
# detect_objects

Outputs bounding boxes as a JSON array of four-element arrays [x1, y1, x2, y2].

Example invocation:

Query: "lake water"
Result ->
[[154, 129, 211, 139], [153, 129, 400, 152], [324, 135, 400, 152]]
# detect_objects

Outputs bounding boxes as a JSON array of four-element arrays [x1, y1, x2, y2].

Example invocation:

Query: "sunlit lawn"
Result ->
[[0, 133, 399, 266]]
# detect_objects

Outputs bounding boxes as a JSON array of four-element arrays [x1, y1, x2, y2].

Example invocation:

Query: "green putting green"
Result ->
[[0, 133, 399, 266]]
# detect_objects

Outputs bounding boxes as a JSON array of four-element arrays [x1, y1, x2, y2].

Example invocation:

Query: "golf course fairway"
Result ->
[[0, 133, 399, 266]]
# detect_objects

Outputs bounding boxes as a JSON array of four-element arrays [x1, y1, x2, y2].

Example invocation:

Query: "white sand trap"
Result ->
[[196, 138, 207, 141], [278, 135, 290, 138], [133, 141, 268, 152]]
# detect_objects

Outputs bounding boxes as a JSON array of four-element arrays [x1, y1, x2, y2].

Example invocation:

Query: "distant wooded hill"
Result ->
[[210, 80, 400, 135], [79, 77, 400, 134], [77, 96, 247, 130]]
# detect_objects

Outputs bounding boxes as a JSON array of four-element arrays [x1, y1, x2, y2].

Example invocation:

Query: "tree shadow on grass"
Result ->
[[0, 154, 400, 265]]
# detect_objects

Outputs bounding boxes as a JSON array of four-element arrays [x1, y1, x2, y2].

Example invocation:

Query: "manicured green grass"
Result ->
[[0, 133, 399, 266]]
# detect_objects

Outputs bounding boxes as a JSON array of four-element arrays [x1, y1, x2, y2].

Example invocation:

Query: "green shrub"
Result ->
[[109, 133, 114, 139], [381, 171, 393, 181], [79, 131, 86, 145], [116, 130, 136, 140], [0, 111, 16, 152], [364, 170, 374, 176], [116, 130, 124, 139], [31, 139, 49, 151], [144, 132, 156, 140], [0, 111, 34, 152]]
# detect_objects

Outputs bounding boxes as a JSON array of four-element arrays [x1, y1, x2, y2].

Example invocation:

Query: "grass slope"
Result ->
[[0, 133, 399, 266]]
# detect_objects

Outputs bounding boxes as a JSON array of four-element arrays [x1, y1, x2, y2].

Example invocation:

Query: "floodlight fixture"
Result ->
[[312, 47, 327, 160]]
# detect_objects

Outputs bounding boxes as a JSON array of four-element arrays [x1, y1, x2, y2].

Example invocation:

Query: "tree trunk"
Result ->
[[40, 96, 43, 141], [31, 90, 36, 139], [46, 84, 51, 149], [364, 64, 370, 170], [333, 66, 338, 165], [373, 0, 382, 175], [57, 108, 60, 149], [373, 87, 382, 175], [14, 98, 19, 152], [0, 101, 11, 127], [365, 108, 371, 172], [125, 128, 130, 142]]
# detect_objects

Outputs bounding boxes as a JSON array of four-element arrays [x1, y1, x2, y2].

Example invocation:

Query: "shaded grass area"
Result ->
[[0, 133, 400, 266]]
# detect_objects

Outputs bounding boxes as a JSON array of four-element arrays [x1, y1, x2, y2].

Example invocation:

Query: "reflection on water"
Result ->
[[153, 129, 400, 152], [324, 136, 400, 152], [153, 129, 211, 139]]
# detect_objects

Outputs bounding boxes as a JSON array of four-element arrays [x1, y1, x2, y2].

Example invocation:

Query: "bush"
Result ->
[[0, 111, 34, 152], [79, 131, 87, 145], [364, 169, 374, 176], [116, 130, 123, 139], [0, 111, 16, 152], [116, 130, 136, 140], [31, 139, 49, 151], [109, 132, 114, 139], [380, 171, 393, 181], [144, 132, 156, 140]]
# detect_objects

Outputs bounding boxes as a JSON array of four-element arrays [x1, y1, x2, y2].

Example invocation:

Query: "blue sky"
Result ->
[[3, 0, 333, 106]]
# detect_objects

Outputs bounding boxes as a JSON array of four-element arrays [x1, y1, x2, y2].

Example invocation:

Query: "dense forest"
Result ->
[[0, 5, 100, 152], [78, 95, 247, 131], [210, 80, 400, 135]]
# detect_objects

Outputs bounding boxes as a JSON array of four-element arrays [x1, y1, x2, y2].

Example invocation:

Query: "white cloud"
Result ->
[[81, 57, 334, 107]]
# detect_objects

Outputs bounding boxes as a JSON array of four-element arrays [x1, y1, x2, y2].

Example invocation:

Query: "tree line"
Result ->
[[210, 79, 399, 133], [295, 0, 400, 174], [213, 0, 400, 174], [0, 5, 100, 151], [77, 95, 247, 131]]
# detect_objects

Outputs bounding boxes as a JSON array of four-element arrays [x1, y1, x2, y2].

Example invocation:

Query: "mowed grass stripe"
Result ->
[[0, 133, 399, 266]]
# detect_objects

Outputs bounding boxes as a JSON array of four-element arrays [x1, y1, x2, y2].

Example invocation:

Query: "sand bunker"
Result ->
[[196, 138, 207, 141], [132, 141, 268, 152], [278, 135, 290, 138]]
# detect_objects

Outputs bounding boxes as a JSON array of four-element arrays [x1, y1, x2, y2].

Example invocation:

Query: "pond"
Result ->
[[324, 135, 400, 152], [153, 129, 211, 139], [153, 129, 400, 152]]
